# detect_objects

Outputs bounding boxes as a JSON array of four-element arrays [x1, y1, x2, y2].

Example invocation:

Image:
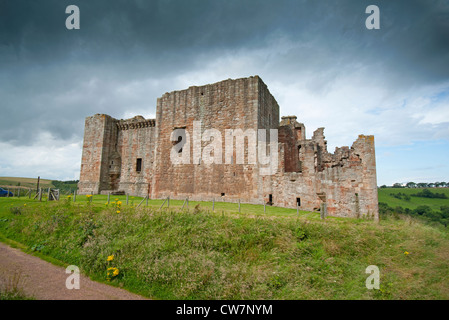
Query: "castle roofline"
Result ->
[[160, 75, 264, 97]]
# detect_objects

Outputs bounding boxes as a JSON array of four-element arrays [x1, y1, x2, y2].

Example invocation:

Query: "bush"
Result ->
[[411, 189, 448, 199]]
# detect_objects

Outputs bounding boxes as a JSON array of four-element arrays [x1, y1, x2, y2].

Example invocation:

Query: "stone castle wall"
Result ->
[[78, 76, 378, 219]]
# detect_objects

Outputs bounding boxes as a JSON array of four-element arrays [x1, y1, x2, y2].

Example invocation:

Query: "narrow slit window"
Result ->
[[178, 136, 183, 153], [296, 197, 301, 207], [136, 158, 142, 172]]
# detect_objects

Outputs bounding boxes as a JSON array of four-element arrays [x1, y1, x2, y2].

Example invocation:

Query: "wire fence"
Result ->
[[0, 187, 321, 218]]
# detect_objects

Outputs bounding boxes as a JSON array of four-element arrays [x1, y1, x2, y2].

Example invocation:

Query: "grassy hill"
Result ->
[[0, 177, 54, 189], [378, 187, 449, 227], [378, 187, 449, 211], [0, 195, 448, 300], [0, 177, 78, 195]]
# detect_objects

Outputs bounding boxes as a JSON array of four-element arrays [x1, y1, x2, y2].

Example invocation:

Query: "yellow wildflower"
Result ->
[[24, 204, 27, 206], [113, 269, 119, 276], [107, 255, 114, 261], [117, 210, 120, 214], [404, 251, 410, 255]]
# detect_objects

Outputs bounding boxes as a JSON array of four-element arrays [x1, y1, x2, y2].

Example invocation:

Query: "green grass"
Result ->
[[75, 194, 314, 218], [378, 188, 449, 211], [0, 196, 448, 300]]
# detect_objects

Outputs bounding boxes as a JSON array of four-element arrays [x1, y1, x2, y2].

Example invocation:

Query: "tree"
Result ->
[[417, 183, 428, 188], [406, 182, 416, 188]]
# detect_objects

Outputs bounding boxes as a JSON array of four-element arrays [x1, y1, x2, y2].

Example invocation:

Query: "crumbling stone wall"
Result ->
[[78, 76, 378, 219], [267, 116, 378, 219]]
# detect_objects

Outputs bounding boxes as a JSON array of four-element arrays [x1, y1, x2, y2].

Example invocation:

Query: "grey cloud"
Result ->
[[0, 0, 448, 146]]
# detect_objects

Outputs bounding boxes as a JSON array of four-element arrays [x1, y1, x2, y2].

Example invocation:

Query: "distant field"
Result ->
[[378, 187, 449, 211], [0, 177, 78, 196], [0, 177, 53, 189]]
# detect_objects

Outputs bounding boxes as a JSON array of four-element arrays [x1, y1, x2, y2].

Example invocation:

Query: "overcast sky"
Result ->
[[0, 0, 448, 185]]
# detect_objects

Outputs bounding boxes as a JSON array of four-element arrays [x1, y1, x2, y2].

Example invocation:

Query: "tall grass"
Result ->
[[0, 197, 448, 300], [0, 270, 34, 300]]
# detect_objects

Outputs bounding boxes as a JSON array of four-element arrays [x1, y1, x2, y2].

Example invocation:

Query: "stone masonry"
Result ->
[[78, 76, 378, 219]]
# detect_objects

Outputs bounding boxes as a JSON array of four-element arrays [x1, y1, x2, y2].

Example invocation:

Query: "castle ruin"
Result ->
[[78, 76, 378, 219]]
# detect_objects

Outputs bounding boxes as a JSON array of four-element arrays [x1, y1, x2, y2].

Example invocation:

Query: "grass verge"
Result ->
[[0, 197, 448, 299]]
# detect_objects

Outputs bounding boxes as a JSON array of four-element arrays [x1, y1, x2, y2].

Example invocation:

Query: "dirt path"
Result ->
[[0, 242, 147, 300]]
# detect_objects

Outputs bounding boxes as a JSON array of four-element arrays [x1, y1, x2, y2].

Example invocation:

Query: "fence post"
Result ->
[[28, 188, 31, 199], [39, 188, 42, 202], [47, 188, 51, 201], [181, 198, 187, 210], [7, 189, 9, 198], [159, 197, 167, 209], [137, 196, 147, 208], [238, 199, 241, 213], [108, 192, 110, 205], [212, 198, 215, 212], [167, 196, 170, 208], [320, 203, 325, 220], [73, 190, 77, 202], [146, 196, 149, 206], [126, 194, 129, 205], [297, 204, 299, 216]]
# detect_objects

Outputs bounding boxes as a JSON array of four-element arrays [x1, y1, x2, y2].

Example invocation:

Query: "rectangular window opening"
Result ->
[[296, 197, 301, 207], [136, 158, 142, 172]]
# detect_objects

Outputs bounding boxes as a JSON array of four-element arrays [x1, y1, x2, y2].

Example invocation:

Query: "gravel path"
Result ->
[[0, 242, 147, 300]]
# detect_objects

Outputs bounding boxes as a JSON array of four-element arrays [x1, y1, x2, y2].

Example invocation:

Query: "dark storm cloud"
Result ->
[[0, 0, 448, 145]]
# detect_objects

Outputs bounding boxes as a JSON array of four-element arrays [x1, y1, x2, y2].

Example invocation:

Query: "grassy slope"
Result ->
[[0, 196, 448, 300], [0, 177, 54, 189], [378, 187, 449, 211], [0, 177, 78, 197]]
